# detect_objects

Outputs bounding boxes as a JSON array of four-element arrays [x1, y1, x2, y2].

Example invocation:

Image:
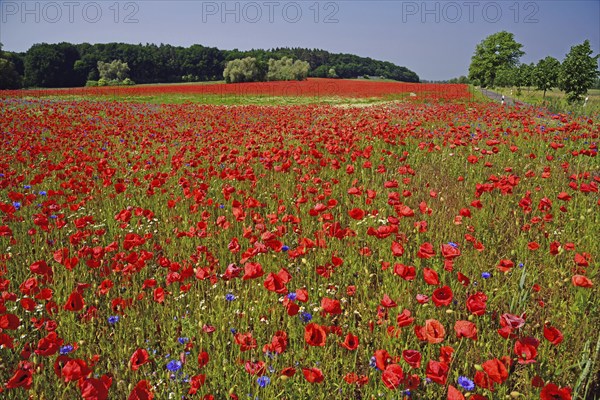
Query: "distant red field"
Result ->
[[2, 78, 471, 101]]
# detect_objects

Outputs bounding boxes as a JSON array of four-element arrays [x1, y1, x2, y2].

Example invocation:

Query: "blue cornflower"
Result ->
[[369, 356, 377, 369], [448, 242, 459, 248], [481, 272, 491, 279], [219, 204, 225, 209], [287, 292, 297, 301], [24, 185, 31, 190], [281, 245, 289, 252], [107, 316, 120, 324], [178, 337, 189, 345], [256, 376, 271, 388], [59, 345, 74, 355], [519, 263, 524, 268], [230, 328, 237, 334], [226, 293, 236, 301], [458, 376, 475, 391], [166, 360, 182, 372], [39, 191, 47, 196], [299, 312, 312, 323], [12, 202, 21, 210], [50, 215, 57, 219]]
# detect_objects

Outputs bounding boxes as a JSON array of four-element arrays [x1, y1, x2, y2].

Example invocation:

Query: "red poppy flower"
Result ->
[[242, 262, 264, 280], [402, 349, 421, 369], [441, 243, 461, 259], [514, 336, 539, 364], [543, 324, 564, 345], [572, 275, 593, 288], [374, 349, 392, 371], [454, 320, 478, 340], [394, 263, 416, 281], [188, 374, 206, 395], [130, 348, 150, 371], [64, 290, 85, 311], [497, 259, 514, 272], [304, 323, 327, 347], [61, 358, 92, 382], [447, 385, 466, 400], [348, 208, 365, 220], [426, 360, 449, 385], [321, 297, 342, 315], [391, 241, 404, 257], [339, 333, 359, 351], [439, 345, 454, 364], [482, 358, 508, 384], [417, 242, 435, 258], [380, 294, 398, 308], [0, 313, 20, 330], [395, 309, 414, 328], [423, 267, 439, 285], [302, 367, 324, 383], [540, 383, 572, 400], [6, 361, 34, 389], [466, 292, 487, 316], [415, 319, 445, 343], [382, 364, 404, 389], [128, 380, 153, 400], [234, 332, 257, 351], [432, 285, 453, 307], [153, 287, 166, 303], [79, 375, 112, 400]]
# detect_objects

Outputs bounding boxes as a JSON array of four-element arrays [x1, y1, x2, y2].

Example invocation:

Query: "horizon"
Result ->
[[1, 1, 599, 81]]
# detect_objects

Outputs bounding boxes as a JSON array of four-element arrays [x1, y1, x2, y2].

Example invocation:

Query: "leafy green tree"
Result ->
[[468, 31, 525, 88], [558, 40, 599, 104], [97, 60, 130, 81], [533, 56, 560, 98], [494, 67, 517, 87], [24, 42, 82, 87], [266, 57, 310, 81], [516, 63, 535, 89], [223, 57, 263, 83], [0, 43, 23, 89]]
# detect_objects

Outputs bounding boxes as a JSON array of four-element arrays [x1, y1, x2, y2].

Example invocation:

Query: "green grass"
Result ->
[[500, 87, 600, 116]]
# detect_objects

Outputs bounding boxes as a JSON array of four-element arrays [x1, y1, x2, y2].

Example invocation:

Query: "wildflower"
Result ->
[[287, 292, 297, 301], [178, 337, 189, 345], [481, 272, 491, 279], [39, 191, 47, 196], [257, 376, 271, 388], [225, 293, 236, 301], [166, 360, 182, 372], [299, 312, 312, 323], [59, 345, 74, 355], [369, 356, 377, 368], [107, 316, 120, 325], [12, 202, 21, 210], [281, 245, 289, 252], [24, 185, 31, 189], [448, 242, 459, 248], [458, 375, 475, 391]]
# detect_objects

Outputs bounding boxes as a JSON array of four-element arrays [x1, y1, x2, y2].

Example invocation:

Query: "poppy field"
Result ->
[[0, 82, 598, 400]]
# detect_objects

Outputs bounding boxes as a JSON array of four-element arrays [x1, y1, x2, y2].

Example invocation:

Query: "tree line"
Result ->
[[0, 42, 419, 89], [468, 31, 599, 104]]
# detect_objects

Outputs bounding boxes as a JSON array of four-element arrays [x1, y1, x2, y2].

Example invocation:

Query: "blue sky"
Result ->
[[1, 0, 598, 80]]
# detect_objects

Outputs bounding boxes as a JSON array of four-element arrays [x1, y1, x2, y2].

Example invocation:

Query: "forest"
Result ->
[[1, 42, 420, 88]]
